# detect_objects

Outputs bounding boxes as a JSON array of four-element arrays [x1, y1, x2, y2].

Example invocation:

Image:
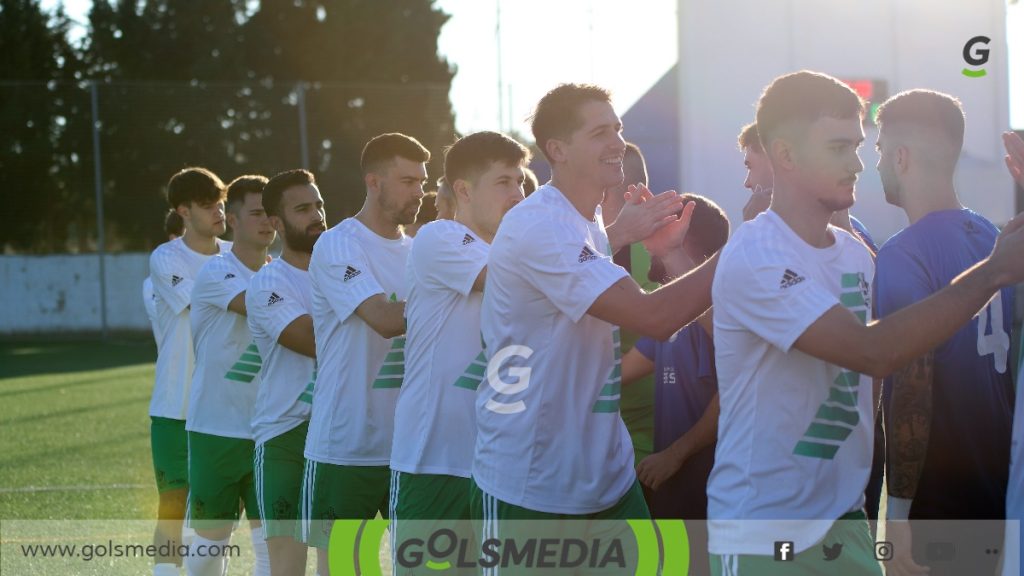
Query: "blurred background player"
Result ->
[[873, 90, 1015, 576], [435, 176, 457, 219], [621, 193, 729, 574], [148, 167, 230, 576], [302, 133, 426, 571], [390, 130, 529, 565], [1003, 130, 1024, 576], [246, 169, 324, 576], [403, 190, 439, 237], [184, 175, 275, 576], [522, 166, 539, 196], [144, 210, 186, 341]]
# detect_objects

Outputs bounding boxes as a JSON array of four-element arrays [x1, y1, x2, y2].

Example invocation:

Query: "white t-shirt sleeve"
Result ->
[[193, 257, 247, 311], [150, 247, 192, 315], [413, 224, 488, 297], [516, 220, 629, 323], [316, 236, 386, 322], [721, 243, 838, 352], [248, 278, 308, 344]]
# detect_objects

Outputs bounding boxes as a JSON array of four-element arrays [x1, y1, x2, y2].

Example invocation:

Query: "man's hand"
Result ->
[[985, 210, 1024, 288], [636, 450, 684, 492], [1004, 131, 1024, 189], [742, 185, 772, 222], [606, 184, 684, 253], [642, 198, 695, 258], [885, 521, 930, 575]]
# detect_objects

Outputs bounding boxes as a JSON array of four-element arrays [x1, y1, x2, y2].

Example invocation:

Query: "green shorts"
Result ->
[[709, 511, 882, 575], [253, 421, 308, 540], [186, 431, 257, 529], [390, 471, 474, 572], [300, 461, 390, 549], [467, 478, 649, 575], [151, 417, 188, 493]]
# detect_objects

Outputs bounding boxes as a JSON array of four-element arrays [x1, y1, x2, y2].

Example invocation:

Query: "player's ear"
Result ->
[[364, 172, 379, 195], [770, 137, 796, 171], [225, 209, 238, 231], [176, 204, 190, 221], [546, 138, 569, 165], [452, 178, 471, 205]]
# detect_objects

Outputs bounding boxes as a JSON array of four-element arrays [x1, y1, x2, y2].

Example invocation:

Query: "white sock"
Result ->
[[153, 563, 180, 576], [184, 535, 229, 576], [251, 528, 270, 576]]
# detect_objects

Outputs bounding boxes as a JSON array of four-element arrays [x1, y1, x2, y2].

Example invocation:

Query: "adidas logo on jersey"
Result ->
[[267, 292, 284, 306], [578, 246, 599, 263], [343, 265, 361, 282], [224, 273, 235, 279], [780, 269, 805, 289], [462, 234, 475, 245], [171, 275, 184, 287]]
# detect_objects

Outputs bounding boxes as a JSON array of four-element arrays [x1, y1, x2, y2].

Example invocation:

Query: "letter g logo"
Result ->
[[962, 35, 990, 78], [484, 345, 533, 414]]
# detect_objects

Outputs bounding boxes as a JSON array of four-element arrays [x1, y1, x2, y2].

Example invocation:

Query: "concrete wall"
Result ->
[[678, 0, 1014, 244], [1, 254, 151, 334]]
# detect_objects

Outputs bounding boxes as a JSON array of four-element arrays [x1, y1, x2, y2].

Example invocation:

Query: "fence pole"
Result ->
[[90, 81, 108, 340], [297, 83, 310, 169]]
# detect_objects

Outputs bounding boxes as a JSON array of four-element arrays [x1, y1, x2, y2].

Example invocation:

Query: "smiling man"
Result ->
[[707, 70, 1024, 575]]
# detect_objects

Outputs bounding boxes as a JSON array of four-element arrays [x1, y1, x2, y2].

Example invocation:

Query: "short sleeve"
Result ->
[[247, 275, 308, 344], [150, 246, 195, 315], [874, 244, 934, 318], [412, 222, 489, 296], [514, 219, 629, 323], [635, 336, 657, 361], [193, 257, 247, 311], [716, 244, 838, 352], [311, 234, 386, 322]]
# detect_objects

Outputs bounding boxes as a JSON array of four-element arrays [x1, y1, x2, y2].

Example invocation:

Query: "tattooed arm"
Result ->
[[886, 351, 935, 517]]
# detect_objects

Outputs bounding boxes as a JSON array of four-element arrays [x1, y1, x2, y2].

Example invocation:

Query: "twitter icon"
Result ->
[[823, 543, 843, 561]]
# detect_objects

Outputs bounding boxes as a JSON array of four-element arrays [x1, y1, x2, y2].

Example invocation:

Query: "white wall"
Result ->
[[1, 254, 151, 334], [678, 0, 1014, 244]]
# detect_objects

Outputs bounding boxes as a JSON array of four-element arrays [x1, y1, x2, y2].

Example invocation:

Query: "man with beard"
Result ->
[[707, 71, 1024, 574], [301, 133, 427, 566], [874, 90, 1014, 576], [246, 169, 324, 576], [148, 167, 230, 576]]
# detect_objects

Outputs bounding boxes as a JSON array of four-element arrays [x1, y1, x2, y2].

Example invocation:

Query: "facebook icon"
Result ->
[[775, 541, 795, 561]]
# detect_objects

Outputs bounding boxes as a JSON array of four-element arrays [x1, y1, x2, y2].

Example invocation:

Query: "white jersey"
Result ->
[[1005, 357, 1023, 576], [246, 258, 316, 445], [143, 277, 158, 340], [391, 220, 489, 477], [474, 184, 632, 515], [305, 218, 411, 466], [187, 251, 260, 439], [148, 237, 231, 420], [707, 210, 875, 555]]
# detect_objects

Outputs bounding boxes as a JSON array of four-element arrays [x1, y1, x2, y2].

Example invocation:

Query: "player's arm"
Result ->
[[150, 250, 193, 314], [471, 267, 487, 293], [354, 295, 406, 339], [637, 393, 720, 491], [621, 347, 654, 386], [226, 292, 247, 316], [587, 252, 717, 342], [885, 353, 934, 517], [277, 314, 316, 359], [1004, 131, 1024, 188], [606, 184, 684, 254]]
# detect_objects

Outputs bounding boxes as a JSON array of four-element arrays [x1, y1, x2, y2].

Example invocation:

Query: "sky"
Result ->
[[43, 0, 1024, 134]]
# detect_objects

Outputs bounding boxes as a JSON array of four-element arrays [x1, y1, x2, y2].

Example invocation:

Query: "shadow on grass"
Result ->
[[0, 339, 156, 379]]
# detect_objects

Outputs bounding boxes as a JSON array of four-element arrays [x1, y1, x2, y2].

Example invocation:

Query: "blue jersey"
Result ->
[[635, 323, 717, 518], [876, 209, 1014, 519]]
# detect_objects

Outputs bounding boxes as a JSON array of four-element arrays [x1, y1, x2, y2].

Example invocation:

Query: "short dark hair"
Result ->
[[163, 209, 185, 237], [262, 169, 316, 217], [523, 167, 539, 195], [623, 142, 647, 186], [737, 122, 761, 151], [226, 175, 269, 213], [755, 71, 865, 152], [444, 131, 531, 185], [167, 167, 226, 209], [530, 83, 613, 162], [679, 193, 730, 259], [876, 89, 965, 152], [360, 133, 431, 176]]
